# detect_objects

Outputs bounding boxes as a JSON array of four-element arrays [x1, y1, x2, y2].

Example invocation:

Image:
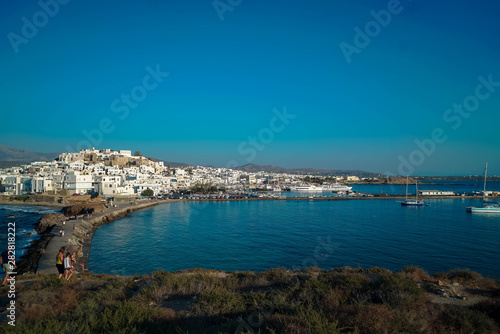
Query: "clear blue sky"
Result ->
[[1, 0, 499, 175]]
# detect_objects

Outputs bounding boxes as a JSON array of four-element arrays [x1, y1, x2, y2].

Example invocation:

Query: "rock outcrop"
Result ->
[[62, 203, 106, 216], [37, 213, 66, 233]]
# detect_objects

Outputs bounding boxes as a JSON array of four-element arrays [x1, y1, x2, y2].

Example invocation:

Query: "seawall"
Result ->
[[22, 200, 175, 275]]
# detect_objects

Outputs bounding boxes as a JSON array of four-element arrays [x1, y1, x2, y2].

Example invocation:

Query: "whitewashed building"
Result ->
[[31, 177, 54, 193], [64, 171, 93, 194]]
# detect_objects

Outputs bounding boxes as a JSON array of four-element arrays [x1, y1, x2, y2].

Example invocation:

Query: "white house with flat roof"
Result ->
[[31, 177, 54, 193], [64, 171, 93, 194], [119, 150, 132, 157]]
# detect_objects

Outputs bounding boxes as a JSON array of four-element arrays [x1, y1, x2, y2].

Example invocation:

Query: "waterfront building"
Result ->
[[419, 190, 456, 196], [31, 177, 54, 193], [63, 170, 93, 194]]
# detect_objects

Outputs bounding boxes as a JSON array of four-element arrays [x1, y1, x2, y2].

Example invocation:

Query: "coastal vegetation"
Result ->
[[141, 188, 155, 197], [1, 266, 498, 333], [9, 195, 30, 202], [191, 183, 225, 194]]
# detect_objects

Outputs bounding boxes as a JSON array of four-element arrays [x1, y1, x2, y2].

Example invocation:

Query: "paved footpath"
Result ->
[[36, 199, 163, 275]]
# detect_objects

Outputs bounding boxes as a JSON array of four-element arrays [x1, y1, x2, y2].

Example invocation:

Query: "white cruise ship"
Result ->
[[289, 185, 324, 192], [289, 183, 352, 192], [322, 183, 353, 192]]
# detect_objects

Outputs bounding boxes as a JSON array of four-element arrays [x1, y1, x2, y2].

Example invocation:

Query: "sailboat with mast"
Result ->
[[401, 176, 424, 206], [466, 163, 500, 213]]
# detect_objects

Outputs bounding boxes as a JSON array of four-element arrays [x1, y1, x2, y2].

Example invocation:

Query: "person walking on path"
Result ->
[[56, 247, 65, 279], [61, 230, 65, 238], [64, 252, 73, 280], [59, 229, 63, 237], [1, 246, 16, 286], [73, 224, 75, 230]]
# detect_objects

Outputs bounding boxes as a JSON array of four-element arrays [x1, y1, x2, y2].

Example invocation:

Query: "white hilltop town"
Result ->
[[0, 148, 363, 198]]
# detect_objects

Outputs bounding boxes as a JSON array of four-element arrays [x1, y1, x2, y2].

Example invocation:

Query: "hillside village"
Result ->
[[0, 148, 364, 197]]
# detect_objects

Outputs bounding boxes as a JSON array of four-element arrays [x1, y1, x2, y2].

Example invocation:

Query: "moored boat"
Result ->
[[401, 176, 424, 207], [322, 183, 353, 192], [466, 163, 500, 214], [289, 185, 324, 192]]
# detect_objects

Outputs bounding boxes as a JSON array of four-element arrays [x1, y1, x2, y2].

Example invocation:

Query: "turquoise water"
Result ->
[[88, 198, 500, 278]]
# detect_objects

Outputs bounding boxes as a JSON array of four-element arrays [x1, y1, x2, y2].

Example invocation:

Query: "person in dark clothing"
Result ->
[[56, 247, 65, 279]]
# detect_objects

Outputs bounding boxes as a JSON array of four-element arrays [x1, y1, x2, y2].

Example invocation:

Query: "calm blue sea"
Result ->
[[0, 205, 57, 260], [350, 180, 500, 196], [278, 180, 500, 197], [89, 198, 500, 278]]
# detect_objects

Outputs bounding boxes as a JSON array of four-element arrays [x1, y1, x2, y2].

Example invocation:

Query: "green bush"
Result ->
[[141, 188, 154, 197]]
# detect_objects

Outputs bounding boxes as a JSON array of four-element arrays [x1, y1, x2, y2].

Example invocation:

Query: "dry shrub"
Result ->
[[155, 307, 178, 322], [19, 302, 55, 322], [447, 269, 483, 284], [18, 283, 81, 322], [227, 270, 276, 292], [370, 274, 423, 307], [432, 272, 448, 281], [250, 273, 271, 288], [472, 298, 500, 327], [323, 287, 349, 309], [440, 305, 499, 333], [364, 267, 392, 275], [190, 288, 246, 316], [265, 313, 311, 334], [17, 288, 57, 321], [353, 304, 395, 334], [144, 283, 171, 304], [401, 265, 430, 282], [324, 271, 370, 289], [57, 284, 82, 311], [303, 266, 324, 279], [265, 268, 293, 285]]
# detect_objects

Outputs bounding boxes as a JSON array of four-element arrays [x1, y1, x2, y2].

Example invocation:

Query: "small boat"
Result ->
[[401, 176, 424, 206], [466, 163, 500, 214]]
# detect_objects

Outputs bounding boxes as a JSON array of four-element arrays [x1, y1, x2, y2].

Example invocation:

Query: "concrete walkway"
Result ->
[[36, 199, 165, 275]]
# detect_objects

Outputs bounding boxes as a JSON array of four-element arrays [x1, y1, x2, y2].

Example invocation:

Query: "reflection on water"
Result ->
[[89, 199, 500, 278]]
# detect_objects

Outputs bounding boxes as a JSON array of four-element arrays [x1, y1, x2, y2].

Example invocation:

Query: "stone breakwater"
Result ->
[[17, 200, 172, 275], [74, 202, 167, 273]]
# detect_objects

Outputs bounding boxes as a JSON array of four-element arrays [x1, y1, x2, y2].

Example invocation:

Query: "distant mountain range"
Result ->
[[0, 144, 59, 163], [234, 163, 382, 177]]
